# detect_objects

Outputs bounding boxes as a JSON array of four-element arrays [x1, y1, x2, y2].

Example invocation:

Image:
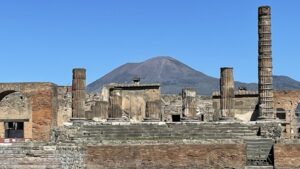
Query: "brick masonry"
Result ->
[[86, 144, 246, 169], [274, 144, 300, 169], [0, 83, 58, 141]]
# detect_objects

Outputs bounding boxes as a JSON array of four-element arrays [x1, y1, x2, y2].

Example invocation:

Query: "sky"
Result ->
[[0, 1, 299, 85]]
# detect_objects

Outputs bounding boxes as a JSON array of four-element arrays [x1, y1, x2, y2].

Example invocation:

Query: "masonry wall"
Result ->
[[0, 83, 58, 141], [212, 93, 258, 122], [120, 88, 160, 121], [86, 144, 246, 169], [274, 90, 300, 138], [162, 95, 213, 122], [56, 86, 72, 126], [0, 143, 85, 168], [274, 143, 300, 169]]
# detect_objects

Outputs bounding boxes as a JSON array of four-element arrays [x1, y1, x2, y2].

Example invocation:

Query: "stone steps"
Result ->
[[59, 123, 260, 143], [0, 165, 62, 169], [245, 138, 274, 167], [245, 166, 273, 169]]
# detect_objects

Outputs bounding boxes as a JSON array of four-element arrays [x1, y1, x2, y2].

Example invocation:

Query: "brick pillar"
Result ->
[[258, 6, 275, 120], [72, 68, 86, 119], [220, 67, 235, 120]]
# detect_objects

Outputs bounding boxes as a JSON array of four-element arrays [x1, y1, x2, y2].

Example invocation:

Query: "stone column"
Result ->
[[182, 89, 197, 120], [93, 101, 108, 120], [144, 100, 161, 121], [108, 90, 123, 120], [258, 6, 274, 120], [72, 68, 86, 119], [220, 67, 235, 120]]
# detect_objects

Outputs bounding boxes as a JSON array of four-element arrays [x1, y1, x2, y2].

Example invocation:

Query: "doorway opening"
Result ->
[[4, 122, 24, 138], [172, 115, 181, 122]]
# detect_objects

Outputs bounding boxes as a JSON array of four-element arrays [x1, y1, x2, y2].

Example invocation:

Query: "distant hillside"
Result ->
[[87, 56, 300, 95]]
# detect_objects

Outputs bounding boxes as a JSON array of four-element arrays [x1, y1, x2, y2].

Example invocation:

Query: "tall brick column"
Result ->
[[220, 67, 235, 120], [72, 68, 86, 119], [258, 6, 275, 120]]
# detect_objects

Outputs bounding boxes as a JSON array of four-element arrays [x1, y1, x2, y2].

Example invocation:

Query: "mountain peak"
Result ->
[[146, 56, 176, 61], [87, 57, 300, 95]]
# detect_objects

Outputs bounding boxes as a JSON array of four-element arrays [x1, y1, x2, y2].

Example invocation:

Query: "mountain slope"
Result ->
[[87, 56, 300, 95]]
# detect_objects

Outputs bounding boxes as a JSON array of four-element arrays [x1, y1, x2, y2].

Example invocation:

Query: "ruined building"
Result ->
[[0, 5, 300, 169]]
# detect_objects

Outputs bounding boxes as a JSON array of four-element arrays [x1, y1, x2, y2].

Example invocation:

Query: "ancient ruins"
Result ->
[[0, 5, 299, 169]]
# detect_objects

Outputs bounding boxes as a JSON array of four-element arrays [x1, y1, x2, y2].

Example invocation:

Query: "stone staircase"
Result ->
[[245, 138, 274, 169], [58, 122, 260, 144]]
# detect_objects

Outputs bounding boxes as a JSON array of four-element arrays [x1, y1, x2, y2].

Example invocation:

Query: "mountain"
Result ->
[[87, 56, 300, 95]]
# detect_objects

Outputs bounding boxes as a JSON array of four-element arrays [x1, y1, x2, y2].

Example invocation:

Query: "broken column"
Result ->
[[220, 67, 235, 120], [72, 68, 86, 119], [182, 89, 198, 120], [93, 101, 109, 120], [108, 90, 123, 120], [144, 100, 161, 121], [258, 6, 274, 120]]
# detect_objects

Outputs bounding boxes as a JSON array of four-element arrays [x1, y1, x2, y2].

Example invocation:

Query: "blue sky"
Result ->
[[0, 1, 299, 85]]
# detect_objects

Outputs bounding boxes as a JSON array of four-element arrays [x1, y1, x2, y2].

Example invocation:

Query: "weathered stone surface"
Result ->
[[182, 89, 198, 120], [55, 122, 260, 145], [86, 144, 246, 169], [0, 143, 85, 169], [258, 6, 274, 120], [273, 90, 300, 138], [0, 83, 57, 141], [220, 67, 235, 119], [213, 91, 259, 122], [274, 144, 300, 169], [57, 86, 72, 127], [72, 68, 86, 119], [103, 83, 161, 122]]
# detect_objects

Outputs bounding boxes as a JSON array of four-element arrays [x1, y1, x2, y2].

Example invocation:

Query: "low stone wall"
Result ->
[[0, 143, 85, 169], [274, 143, 300, 169], [86, 144, 246, 169]]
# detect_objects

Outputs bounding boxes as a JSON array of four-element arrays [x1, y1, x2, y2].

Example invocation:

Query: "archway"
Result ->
[[0, 90, 31, 140]]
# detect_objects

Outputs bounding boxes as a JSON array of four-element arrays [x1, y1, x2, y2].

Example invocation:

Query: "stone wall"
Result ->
[[212, 91, 259, 122], [161, 94, 182, 121], [0, 92, 32, 138], [0, 83, 58, 141], [274, 143, 300, 169], [86, 144, 246, 169], [0, 143, 85, 169], [162, 94, 213, 122], [273, 90, 300, 138], [56, 86, 72, 126]]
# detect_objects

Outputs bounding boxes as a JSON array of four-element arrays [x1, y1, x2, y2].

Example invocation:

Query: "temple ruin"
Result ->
[[0, 5, 299, 169]]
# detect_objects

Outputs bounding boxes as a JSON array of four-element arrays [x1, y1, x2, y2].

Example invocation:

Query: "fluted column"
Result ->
[[72, 68, 86, 119], [220, 67, 235, 119]]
